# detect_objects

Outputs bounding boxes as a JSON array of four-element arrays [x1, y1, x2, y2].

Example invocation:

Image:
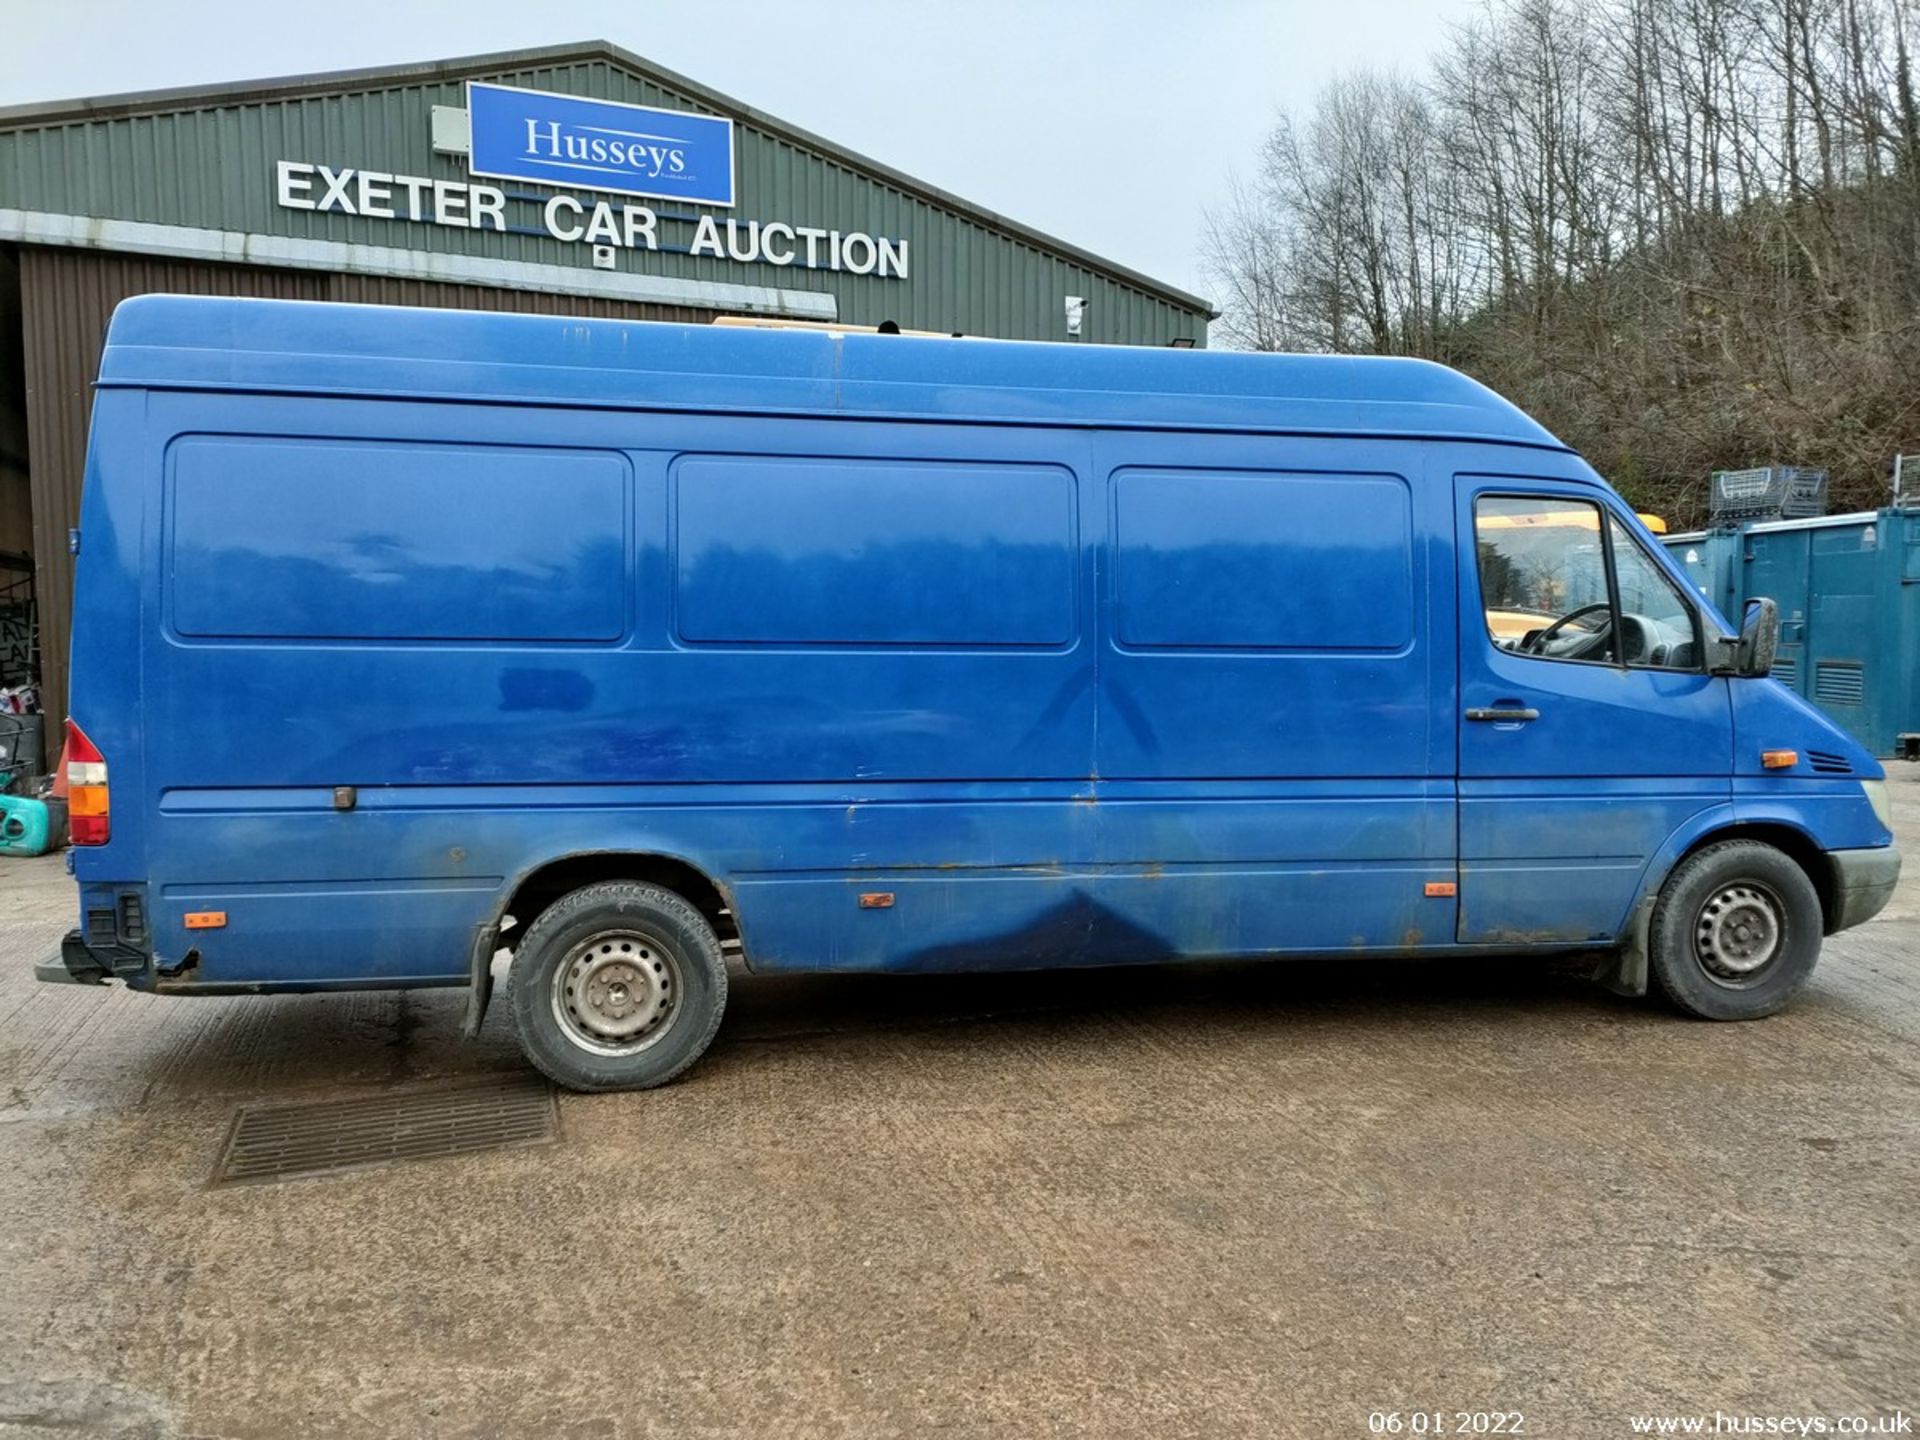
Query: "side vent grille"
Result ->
[[1807, 749, 1853, 775], [1813, 660, 1866, 707], [1770, 655, 1797, 690], [117, 893, 147, 944], [85, 908, 117, 946]]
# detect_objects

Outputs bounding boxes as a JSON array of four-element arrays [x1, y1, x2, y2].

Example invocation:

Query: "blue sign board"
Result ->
[[466, 82, 736, 207]]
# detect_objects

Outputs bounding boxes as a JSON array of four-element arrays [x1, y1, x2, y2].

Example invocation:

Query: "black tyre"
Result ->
[[508, 881, 727, 1091], [1648, 840, 1823, 1020]]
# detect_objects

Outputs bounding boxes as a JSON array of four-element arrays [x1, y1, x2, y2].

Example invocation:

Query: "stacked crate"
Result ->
[[1708, 467, 1830, 525]]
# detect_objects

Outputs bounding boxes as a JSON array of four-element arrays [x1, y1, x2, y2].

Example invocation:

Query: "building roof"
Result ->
[[0, 40, 1217, 320], [99, 294, 1563, 447]]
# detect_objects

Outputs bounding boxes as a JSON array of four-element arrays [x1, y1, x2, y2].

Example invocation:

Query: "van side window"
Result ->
[[1473, 497, 1703, 671], [675, 456, 1076, 647], [1474, 497, 1617, 664], [169, 437, 629, 643], [1606, 517, 1700, 669], [1114, 469, 1413, 651]]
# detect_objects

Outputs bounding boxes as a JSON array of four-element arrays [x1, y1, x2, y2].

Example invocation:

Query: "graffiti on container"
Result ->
[[0, 601, 36, 686]]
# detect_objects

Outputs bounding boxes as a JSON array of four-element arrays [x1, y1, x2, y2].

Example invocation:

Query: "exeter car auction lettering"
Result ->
[[273, 159, 909, 278]]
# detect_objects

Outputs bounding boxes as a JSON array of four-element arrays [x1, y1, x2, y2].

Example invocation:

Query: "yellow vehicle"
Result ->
[[1480, 507, 1669, 644]]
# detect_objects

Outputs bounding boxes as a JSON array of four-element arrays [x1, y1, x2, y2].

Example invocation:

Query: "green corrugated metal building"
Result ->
[[0, 40, 1216, 766]]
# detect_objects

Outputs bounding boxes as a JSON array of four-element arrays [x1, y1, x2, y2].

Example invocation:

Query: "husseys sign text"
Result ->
[[465, 82, 735, 206]]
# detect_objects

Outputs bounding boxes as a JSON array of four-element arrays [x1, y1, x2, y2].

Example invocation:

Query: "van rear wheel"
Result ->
[[1648, 840, 1823, 1020], [508, 881, 728, 1091]]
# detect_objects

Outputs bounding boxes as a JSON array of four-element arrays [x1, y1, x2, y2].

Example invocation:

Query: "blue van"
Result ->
[[39, 296, 1900, 1090]]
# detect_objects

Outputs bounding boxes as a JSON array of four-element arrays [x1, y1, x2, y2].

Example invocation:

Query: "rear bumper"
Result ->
[[35, 928, 147, 986], [1828, 846, 1902, 933]]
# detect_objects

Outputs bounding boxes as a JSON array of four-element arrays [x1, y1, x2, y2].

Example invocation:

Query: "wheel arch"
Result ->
[[1598, 807, 1836, 997], [498, 849, 740, 947], [462, 848, 741, 1040], [1680, 823, 1835, 931]]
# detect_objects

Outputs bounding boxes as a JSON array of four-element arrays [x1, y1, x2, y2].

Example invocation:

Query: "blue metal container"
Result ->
[[1665, 529, 1742, 620], [1666, 509, 1920, 756]]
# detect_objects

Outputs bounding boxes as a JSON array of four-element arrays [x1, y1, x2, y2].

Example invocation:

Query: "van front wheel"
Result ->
[[508, 881, 728, 1091], [1648, 840, 1823, 1020]]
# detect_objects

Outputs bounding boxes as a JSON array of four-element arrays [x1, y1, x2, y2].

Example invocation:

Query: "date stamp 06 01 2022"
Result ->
[[1368, 1413, 1525, 1436]]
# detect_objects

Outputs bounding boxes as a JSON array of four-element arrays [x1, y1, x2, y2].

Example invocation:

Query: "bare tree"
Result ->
[[1202, 0, 1920, 525]]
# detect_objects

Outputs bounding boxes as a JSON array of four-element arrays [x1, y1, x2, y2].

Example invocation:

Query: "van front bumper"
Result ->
[[1828, 847, 1902, 933]]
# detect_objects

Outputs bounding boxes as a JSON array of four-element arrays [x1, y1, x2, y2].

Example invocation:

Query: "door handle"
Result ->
[[1465, 706, 1540, 723]]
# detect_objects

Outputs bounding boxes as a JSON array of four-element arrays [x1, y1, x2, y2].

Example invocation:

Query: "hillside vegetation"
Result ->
[[1205, 0, 1920, 527]]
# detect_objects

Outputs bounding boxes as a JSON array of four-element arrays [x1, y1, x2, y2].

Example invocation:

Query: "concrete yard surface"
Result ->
[[1, 774, 1917, 1438]]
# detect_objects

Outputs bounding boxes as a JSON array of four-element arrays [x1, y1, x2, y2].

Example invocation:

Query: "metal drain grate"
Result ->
[[213, 1075, 559, 1186]]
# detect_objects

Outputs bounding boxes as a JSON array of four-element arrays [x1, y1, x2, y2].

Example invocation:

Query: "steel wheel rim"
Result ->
[[1694, 881, 1785, 986], [550, 928, 683, 1056]]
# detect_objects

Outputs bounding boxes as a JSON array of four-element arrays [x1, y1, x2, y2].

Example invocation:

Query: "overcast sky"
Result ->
[[0, 0, 1479, 304]]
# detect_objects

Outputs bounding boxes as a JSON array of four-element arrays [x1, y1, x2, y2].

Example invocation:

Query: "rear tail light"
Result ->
[[65, 720, 110, 846]]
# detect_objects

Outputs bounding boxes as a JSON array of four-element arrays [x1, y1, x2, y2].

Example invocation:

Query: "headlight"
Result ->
[[1861, 778, 1892, 831]]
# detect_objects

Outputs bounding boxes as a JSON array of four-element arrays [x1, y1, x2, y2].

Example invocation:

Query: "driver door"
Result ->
[[1455, 476, 1732, 944]]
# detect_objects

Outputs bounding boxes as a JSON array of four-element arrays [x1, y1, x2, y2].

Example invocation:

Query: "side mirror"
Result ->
[[1738, 596, 1779, 677]]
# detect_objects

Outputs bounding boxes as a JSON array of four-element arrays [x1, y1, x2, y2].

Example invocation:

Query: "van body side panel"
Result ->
[[67, 389, 153, 878], [1728, 676, 1890, 853], [1453, 471, 1734, 944], [146, 395, 1093, 787], [133, 393, 1101, 984], [1088, 434, 1459, 953], [147, 784, 1106, 980]]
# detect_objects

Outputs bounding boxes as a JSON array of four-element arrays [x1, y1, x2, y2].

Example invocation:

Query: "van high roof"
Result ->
[[99, 294, 1566, 450]]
